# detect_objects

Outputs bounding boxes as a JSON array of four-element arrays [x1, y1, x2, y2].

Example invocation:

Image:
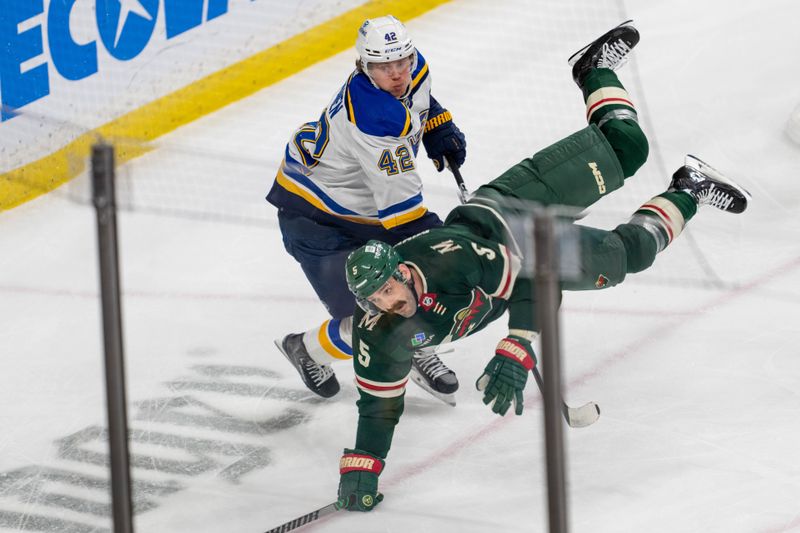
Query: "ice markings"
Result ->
[[0, 363, 318, 530]]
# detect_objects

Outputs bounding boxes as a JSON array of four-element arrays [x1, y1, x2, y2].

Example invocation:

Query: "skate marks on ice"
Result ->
[[0, 364, 322, 532]]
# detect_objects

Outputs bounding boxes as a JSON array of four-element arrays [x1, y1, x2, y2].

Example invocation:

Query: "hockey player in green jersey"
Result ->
[[335, 21, 751, 512]]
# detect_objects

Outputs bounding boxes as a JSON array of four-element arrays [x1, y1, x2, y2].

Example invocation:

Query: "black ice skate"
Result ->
[[670, 154, 751, 214], [568, 20, 640, 86], [274, 333, 340, 398], [409, 347, 458, 407]]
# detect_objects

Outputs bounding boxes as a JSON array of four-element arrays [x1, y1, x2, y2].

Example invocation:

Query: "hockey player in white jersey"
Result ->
[[266, 15, 466, 403]]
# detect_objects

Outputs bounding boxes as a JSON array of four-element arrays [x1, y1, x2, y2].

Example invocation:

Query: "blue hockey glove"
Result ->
[[338, 448, 385, 512], [476, 335, 536, 416], [423, 97, 466, 172]]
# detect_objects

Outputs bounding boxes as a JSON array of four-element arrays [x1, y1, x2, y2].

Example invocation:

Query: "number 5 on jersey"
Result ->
[[358, 341, 371, 367]]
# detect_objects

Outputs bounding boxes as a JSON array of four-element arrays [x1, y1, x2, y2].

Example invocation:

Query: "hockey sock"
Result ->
[[303, 317, 353, 364], [659, 191, 697, 221], [581, 69, 647, 177], [628, 191, 696, 253], [581, 68, 637, 126]]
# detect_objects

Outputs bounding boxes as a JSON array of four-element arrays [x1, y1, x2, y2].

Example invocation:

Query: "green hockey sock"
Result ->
[[581, 68, 638, 126], [629, 191, 696, 253], [658, 191, 697, 222]]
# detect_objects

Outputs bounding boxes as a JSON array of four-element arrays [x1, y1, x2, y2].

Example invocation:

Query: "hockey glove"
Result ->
[[422, 97, 466, 172], [476, 335, 536, 416], [338, 448, 385, 512]]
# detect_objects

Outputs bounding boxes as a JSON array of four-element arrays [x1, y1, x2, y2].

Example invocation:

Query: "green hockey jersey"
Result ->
[[351, 203, 532, 458]]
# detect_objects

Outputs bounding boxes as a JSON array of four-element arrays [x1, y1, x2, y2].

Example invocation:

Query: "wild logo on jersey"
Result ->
[[444, 288, 493, 343]]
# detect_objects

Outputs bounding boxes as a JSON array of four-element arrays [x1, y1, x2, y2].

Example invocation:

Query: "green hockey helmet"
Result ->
[[346, 240, 405, 313]]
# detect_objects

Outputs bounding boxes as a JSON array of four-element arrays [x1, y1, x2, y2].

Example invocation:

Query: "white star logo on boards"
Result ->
[[114, 0, 154, 46]]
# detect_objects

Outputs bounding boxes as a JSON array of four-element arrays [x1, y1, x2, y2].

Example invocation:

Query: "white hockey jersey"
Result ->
[[267, 52, 440, 237]]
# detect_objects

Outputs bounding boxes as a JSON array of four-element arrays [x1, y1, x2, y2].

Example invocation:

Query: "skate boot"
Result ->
[[274, 333, 340, 398], [409, 347, 459, 407], [568, 20, 640, 86], [669, 155, 751, 214]]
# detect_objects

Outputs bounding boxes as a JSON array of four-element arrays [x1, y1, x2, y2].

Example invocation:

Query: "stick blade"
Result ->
[[564, 401, 600, 428]]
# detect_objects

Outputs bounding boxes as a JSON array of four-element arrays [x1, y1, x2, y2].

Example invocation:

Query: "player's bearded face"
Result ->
[[367, 277, 418, 318]]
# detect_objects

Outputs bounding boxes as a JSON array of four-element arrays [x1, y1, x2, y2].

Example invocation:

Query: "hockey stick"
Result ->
[[532, 366, 600, 428], [264, 497, 350, 533], [444, 154, 600, 428], [446, 154, 470, 204]]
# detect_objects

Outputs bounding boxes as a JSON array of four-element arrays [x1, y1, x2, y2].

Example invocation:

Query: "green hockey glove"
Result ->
[[338, 448, 385, 512], [476, 335, 536, 416]]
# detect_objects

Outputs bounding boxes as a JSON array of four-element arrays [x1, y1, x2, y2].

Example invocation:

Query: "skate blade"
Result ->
[[409, 374, 457, 407], [273, 338, 288, 358], [273, 338, 298, 366]]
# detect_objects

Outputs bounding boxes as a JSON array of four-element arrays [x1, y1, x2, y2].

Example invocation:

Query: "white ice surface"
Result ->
[[2, 1, 800, 532]]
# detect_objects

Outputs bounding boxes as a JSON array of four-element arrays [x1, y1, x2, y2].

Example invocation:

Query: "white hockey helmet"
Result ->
[[356, 15, 417, 77]]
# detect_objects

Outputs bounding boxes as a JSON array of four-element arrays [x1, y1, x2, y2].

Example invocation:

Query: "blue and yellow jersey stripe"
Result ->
[[408, 53, 430, 99], [381, 206, 429, 229], [378, 193, 428, 229], [276, 152, 429, 229], [276, 155, 383, 225], [344, 72, 357, 124], [399, 107, 413, 137]]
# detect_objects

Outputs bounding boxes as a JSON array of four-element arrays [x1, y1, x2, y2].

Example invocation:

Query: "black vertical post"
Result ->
[[534, 212, 568, 533], [91, 142, 135, 533]]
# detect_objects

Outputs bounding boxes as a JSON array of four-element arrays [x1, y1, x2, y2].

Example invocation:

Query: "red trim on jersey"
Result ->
[[496, 245, 513, 299], [355, 376, 408, 392]]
